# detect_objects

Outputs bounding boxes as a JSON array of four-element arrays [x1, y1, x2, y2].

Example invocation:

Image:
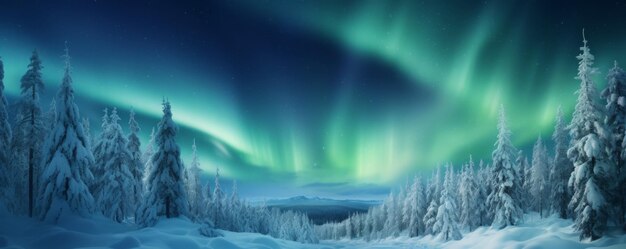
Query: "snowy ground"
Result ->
[[0, 210, 625, 249]]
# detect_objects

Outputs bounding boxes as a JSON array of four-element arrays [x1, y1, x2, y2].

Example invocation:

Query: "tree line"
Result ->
[[315, 31, 626, 242], [0, 46, 318, 243]]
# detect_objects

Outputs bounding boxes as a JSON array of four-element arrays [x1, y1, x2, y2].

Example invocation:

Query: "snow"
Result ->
[[1, 210, 624, 249]]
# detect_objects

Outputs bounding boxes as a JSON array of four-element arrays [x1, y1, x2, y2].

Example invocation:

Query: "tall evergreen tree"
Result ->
[[530, 136, 550, 217], [603, 61, 626, 226], [142, 126, 156, 189], [96, 108, 134, 222], [551, 106, 572, 218], [13, 50, 46, 217], [433, 165, 462, 241], [127, 108, 143, 217], [0, 57, 13, 206], [487, 105, 522, 229], [405, 175, 426, 237], [213, 167, 224, 228], [567, 31, 613, 240], [91, 108, 111, 194], [187, 139, 204, 222], [459, 156, 479, 231], [136, 100, 188, 227], [38, 47, 95, 221]]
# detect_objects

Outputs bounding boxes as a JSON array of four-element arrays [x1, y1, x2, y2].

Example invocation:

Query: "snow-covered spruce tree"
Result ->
[[433, 165, 462, 241], [141, 126, 156, 189], [551, 106, 572, 219], [13, 50, 46, 217], [90, 108, 111, 194], [487, 105, 522, 229], [530, 136, 550, 217], [96, 108, 134, 222], [567, 32, 614, 241], [382, 192, 399, 237], [38, 48, 95, 221], [126, 108, 143, 217], [228, 180, 242, 231], [187, 139, 204, 222], [476, 160, 489, 226], [136, 100, 189, 227], [604, 61, 626, 226], [460, 156, 479, 231], [0, 57, 13, 206], [515, 150, 529, 212], [406, 175, 426, 237], [212, 167, 225, 228], [423, 189, 439, 235]]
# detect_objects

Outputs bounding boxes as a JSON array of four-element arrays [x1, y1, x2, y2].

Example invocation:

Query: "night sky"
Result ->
[[1, 0, 625, 199]]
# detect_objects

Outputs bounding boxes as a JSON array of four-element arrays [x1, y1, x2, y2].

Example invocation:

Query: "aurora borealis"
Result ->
[[1, 0, 626, 198]]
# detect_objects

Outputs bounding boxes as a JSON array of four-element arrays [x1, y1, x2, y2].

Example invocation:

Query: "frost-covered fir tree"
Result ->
[[91, 108, 111, 194], [136, 100, 189, 227], [487, 105, 522, 229], [423, 190, 439, 235], [127, 108, 143, 217], [141, 126, 156, 189], [459, 156, 479, 231], [96, 108, 134, 222], [433, 165, 462, 241], [382, 192, 399, 237], [38, 47, 95, 221], [187, 139, 204, 222], [476, 160, 489, 226], [551, 106, 572, 218], [13, 50, 46, 217], [0, 57, 13, 206], [405, 175, 426, 237], [567, 31, 614, 240], [514, 150, 529, 211], [530, 136, 550, 217], [213, 167, 225, 228], [604, 61, 626, 225]]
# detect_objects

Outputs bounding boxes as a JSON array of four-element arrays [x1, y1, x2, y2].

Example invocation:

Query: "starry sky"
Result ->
[[1, 0, 625, 199]]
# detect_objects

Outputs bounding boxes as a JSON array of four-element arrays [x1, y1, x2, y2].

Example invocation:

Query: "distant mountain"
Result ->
[[265, 196, 381, 225]]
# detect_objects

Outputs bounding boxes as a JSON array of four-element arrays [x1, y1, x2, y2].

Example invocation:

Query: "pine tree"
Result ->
[[476, 160, 489, 226], [91, 108, 111, 194], [0, 57, 13, 206], [96, 108, 134, 222], [127, 108, 143, 218], [567, 31, 613, 240], [530, 136, 550, 217], [187, 139, 204, 222], [460, 156, 479, 231], [487, 105, 522, 229], [136, 100, 188, 227], [13, 50, 46, 217], [603, 61, 626, 226], [406, 175, 426, 237], [142, 126, 156, 189], [433, 165, 462, 241], [38, 47, 95, 221], [213, 167, 224, 228], [551, 106, 572, 218]]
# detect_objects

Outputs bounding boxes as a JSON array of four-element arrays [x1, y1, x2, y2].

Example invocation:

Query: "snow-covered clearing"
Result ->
[[0, 211, 624, 249]]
